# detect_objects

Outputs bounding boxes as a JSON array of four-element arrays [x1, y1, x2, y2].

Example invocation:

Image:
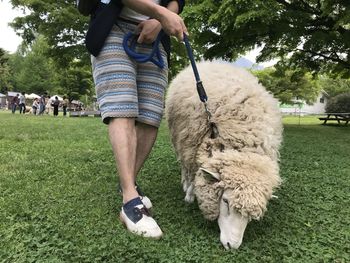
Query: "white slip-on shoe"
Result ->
[[119, 198, 163, 239]]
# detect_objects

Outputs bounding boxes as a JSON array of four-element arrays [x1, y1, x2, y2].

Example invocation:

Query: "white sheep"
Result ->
[[165, 61, 283, 249]]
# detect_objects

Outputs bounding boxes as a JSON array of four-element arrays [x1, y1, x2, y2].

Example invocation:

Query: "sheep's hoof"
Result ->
[[184, 193, 195, 203], [182, 182, 189, 193]]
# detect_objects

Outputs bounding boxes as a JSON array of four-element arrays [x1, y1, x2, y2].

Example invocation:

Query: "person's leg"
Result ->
[[92, 21, 163, 238], [109, 118, 139, 203], [133, 42, 168, 179], [134, 122, 158, 178]]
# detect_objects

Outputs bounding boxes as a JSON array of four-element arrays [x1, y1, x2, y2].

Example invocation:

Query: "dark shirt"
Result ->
[[87, 0, 185, 61], [12, 96, 18, 104]]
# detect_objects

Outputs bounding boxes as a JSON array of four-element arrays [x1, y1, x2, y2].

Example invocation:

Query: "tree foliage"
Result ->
[[184, 0, 350, 77], [325, 92, 350, 113], [8, 36, 58, 94], [10, 0, 89, 67], [6, 36, 94, 100], [0, 48, 13, 93], [317, 75, 350, 97], [254, 66, 320, 104]]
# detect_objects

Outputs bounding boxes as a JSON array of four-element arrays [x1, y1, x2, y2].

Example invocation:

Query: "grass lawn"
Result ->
[[0, 111, 349, 262]]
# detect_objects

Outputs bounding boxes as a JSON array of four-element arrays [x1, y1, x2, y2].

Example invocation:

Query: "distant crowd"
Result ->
[[10, 92, 69, 116]]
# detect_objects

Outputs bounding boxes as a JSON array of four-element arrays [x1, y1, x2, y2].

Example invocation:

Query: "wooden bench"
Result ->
[[70, 111, 101, 117], [319, 113, 350, 125]]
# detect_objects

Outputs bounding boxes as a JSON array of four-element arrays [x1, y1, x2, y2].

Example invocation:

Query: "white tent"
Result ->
[[26, 93, 40, 99], [0, 93, 6, 98], [50, 95, 63, 101], [71, 100, 82, 105]]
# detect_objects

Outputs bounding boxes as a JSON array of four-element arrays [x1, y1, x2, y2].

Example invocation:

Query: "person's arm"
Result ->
[[122, 0, 187, 40], [136, 1, 184, 44]]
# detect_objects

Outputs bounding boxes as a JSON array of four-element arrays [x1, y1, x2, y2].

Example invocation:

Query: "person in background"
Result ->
[[45, 96, 52, 115], [52, 96, 60, 117], [91, 0, 187, 239], [11, 94, 19, 114], [32, 98, 39, 115], [62, 96, 69, 116], [39, 94, 46, 115], [19, 92, 26, 114]]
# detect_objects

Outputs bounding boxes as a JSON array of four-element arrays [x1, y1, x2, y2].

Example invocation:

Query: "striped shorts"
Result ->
[[91, 20, 168, 127]]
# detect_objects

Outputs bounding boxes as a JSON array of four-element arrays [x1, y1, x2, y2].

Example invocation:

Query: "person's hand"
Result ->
[[136, 19, 162, 44], [157, 8, 188, 41]]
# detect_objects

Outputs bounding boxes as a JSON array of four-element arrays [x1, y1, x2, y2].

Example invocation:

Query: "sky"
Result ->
[[0, 0, 275, 66], [0, 0, 24, 53]]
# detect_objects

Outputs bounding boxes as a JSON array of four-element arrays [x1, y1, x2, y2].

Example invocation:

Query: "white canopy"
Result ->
[[26, 93, 41, 99], [0, 93, 6, 98], [71, 100, 82, 105], [50, 95, 63, 101]]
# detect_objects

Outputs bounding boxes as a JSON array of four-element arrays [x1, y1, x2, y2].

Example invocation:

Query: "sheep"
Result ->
[[165, 61, 283, 249]]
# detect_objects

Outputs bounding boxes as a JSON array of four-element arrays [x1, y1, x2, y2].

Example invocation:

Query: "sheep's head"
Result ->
[[194, 150, 281, 249]]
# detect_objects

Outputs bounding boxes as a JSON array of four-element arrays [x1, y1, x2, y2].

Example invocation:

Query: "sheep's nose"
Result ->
[[224, 240, 241, 250]]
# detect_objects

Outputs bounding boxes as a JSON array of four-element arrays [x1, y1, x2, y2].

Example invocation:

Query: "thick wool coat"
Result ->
[[165, 61, 283, 220]]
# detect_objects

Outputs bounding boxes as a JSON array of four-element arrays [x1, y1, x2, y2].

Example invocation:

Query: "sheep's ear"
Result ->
[[199, 167, 221, 181]]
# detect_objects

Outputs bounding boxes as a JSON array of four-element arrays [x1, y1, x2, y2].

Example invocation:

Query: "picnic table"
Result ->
[[319, 113, 350, 125]]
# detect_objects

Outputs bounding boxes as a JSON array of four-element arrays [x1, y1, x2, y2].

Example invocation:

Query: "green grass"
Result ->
[[0, 112, 349, 262]]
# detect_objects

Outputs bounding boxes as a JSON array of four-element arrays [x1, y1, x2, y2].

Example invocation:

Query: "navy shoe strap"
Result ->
[[123, 197, 143, 210], [123, 197, 150, 224]]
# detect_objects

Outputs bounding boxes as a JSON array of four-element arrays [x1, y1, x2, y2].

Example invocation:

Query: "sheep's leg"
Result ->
[[181, 166, 195, 203], [181, 166, 190, 193], [184, 183, 195, 203]]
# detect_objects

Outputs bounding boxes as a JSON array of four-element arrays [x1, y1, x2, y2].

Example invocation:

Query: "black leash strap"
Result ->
[[183, 34, 208, 103], [183, 34, 219, 139]]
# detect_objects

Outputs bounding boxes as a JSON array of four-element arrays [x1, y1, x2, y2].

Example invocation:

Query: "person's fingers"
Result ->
[[135, 22, 144, 34], [182, 21, 188, 36], [137, 33, 145, 43]]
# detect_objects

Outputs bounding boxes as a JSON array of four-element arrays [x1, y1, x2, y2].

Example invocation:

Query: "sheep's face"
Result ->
[[194, 150, 281, 249], [194, 168, 249, 250], [218, 189, 249, 250]]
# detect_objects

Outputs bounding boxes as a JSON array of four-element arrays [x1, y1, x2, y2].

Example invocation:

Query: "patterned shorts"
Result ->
[[91, 20, 168, 127]]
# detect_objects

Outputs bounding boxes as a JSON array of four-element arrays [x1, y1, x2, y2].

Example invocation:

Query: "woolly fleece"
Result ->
[[165, 61, 283, 220]]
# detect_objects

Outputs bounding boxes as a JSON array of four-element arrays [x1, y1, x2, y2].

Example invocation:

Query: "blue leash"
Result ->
[[123, 31, 165, 69], [183, 33, 208, 103], [123, 30, 218, 138], [123, 30, 208, 103]]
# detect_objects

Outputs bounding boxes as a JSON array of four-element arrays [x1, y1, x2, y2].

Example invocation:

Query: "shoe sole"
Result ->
[[119, 213, 163, 240]]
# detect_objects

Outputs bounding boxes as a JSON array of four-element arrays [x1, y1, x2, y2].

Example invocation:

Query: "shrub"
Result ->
[[325, 92, 350, 113]]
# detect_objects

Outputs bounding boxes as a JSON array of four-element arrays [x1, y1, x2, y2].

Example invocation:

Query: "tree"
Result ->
[[317, 75, 350, 97], [10, 0, 89, 67], [55, 61, 94, 101], [254, 66, 320, 104], [184, 0, 350, 77], [8, 36, 58, 95], [6, 35, 94, 101], [0, 48, 13, 93], [325, 93, 350, 113]]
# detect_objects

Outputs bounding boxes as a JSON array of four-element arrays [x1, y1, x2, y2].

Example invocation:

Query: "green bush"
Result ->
[[325, 92, 350, 113]]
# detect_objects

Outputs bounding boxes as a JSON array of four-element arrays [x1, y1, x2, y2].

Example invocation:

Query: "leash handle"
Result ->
[[183, 33, 208, 103], [123, 31, 165, 69]]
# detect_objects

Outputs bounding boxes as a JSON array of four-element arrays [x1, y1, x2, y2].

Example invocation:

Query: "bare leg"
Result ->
[[109, 118, 138, 203], [109, 118, 158, 203], [134, 122, 158, 179]]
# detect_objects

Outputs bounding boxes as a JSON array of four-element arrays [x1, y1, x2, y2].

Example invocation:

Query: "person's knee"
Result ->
[[110, 117, 135, 125], [136, 121, 157, 130]]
